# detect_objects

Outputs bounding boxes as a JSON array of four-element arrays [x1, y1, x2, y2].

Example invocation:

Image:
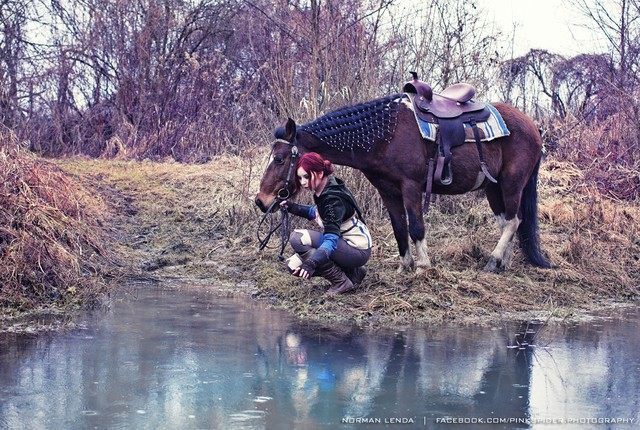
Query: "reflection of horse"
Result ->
[[255, 93, 551, 272]]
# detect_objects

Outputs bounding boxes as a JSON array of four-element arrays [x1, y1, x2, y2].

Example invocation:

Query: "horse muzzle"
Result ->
[[254, 193, 278, 213], [255, 197, 267, 213]]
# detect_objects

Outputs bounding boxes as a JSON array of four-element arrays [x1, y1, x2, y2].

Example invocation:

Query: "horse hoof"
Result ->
[[483, 257, 503, 273], [397, 265, 412, 274], [417, 259, 432, 268], [397, 264, 416, 274], [415, 262, 431, 275]]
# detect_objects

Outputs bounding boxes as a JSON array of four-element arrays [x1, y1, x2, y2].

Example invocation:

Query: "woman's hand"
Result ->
[[292, 267, 310, 279], [293, 253, 322, 279]]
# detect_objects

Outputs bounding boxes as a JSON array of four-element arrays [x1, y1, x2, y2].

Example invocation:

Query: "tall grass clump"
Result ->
[[547, 112, 640, 202], [0, 132, 116, 314]]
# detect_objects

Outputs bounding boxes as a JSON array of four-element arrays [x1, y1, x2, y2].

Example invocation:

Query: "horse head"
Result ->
[[255, 118, 303, 212]]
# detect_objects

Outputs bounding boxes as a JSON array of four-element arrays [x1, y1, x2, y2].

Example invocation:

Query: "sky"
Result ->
[[476, 0, 608, 57]]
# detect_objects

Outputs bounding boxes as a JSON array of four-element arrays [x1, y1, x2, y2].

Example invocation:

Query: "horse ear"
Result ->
[[284, 118, 297, 142]]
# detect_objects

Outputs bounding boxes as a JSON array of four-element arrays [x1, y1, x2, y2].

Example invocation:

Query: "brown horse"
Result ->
[[255, 94, 551, 272]]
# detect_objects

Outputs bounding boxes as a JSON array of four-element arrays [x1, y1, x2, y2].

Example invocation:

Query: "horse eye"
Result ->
[[274, 156, 285, 165]]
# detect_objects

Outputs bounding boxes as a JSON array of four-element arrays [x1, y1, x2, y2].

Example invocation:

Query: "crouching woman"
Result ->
[[282, 152, 372, 295]]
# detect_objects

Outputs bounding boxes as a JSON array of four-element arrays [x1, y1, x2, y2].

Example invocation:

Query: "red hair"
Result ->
[[296, 152, 334, 187]]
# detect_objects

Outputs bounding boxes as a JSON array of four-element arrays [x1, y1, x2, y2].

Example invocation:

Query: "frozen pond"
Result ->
[[1, 286, 638, 429]]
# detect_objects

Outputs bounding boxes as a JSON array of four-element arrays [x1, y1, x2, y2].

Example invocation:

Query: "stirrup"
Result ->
[[480, 162, 498, 183], [440, 164, 453, 186]]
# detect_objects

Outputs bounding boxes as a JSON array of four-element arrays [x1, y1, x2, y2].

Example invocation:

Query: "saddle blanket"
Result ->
[[415, 104, 510, 142]]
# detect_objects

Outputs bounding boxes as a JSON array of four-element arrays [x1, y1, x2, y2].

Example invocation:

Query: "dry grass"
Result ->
[[52, 148, 640, 328], [0, 133, 118, 319], [546, 112, 640, 200], [54, 156, 259, 283]]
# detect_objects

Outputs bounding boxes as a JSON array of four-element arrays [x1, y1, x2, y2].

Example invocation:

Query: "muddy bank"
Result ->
[[52, 156, 640, 327]]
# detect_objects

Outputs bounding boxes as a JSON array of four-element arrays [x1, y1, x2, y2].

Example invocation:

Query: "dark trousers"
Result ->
[[289, 229, 371, 269]]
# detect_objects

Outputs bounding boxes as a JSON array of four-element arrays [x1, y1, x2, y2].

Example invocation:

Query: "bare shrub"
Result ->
[[0, 131, 116, 312]]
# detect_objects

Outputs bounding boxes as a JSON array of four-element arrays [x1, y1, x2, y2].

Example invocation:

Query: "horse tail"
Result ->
[[517, 158, 552, 268]]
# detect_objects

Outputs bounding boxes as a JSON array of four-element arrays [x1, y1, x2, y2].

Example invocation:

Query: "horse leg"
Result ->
[[401, 180, 431, 273], [366, 175, 413, 273], [383, 191, 414, 273], [484, 181, 521, 272]]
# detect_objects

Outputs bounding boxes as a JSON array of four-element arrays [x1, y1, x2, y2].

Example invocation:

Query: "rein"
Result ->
[[256, 199, 290, 260], [256, 139, 299, 260]]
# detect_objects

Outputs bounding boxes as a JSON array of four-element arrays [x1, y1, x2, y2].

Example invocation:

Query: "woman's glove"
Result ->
[[281, 201, 315, 220], [295, 248, 330, 278], [288, 202, 311, 218]]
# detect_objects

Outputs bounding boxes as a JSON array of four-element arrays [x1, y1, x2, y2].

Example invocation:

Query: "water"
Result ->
[[0, 286, 638, 429]]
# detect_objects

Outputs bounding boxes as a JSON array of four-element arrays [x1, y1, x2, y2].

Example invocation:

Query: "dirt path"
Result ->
[[55, 157, 640, 328]]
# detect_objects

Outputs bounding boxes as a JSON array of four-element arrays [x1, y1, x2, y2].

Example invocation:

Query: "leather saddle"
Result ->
[[403, 72, 493, 185]]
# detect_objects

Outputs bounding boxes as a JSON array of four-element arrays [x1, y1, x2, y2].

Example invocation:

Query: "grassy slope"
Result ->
[[0, 145, 117, 328], [55, 155, 640, 327]]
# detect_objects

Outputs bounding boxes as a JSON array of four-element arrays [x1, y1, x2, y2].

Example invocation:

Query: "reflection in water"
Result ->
[[530, 321, 640, 427], [0, 286, 638, 429]]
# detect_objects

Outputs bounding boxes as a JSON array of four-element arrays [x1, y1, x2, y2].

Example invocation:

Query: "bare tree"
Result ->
[[552, 53, 616, 119], [498, 49, 565, 118], [0, 0, 39, 128], [381, 0, 502, 95], [569, 0, 640, 164], [570, 0, 640, 90], [1, 0, 504, 161]]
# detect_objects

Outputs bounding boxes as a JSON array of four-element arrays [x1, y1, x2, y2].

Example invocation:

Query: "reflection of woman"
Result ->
[[285, 332, 307, 366], [281, 152, 372, 295]]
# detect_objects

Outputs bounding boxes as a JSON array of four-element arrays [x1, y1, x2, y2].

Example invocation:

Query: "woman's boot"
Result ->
[[315, 261, 354, 295], [344, 266, 367, 285]]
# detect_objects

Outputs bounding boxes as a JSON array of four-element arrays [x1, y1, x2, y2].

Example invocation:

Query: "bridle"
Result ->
[[274, 139, 299, 200], [257, 138, 300, 260]]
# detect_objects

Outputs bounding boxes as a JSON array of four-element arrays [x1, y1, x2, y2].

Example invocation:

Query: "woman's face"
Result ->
[[297, 167, 322, 192]]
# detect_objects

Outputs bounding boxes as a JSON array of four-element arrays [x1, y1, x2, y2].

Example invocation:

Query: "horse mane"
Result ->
[[298, 93, 405, 153]]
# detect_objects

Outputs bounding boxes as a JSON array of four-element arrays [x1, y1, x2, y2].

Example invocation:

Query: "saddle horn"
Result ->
[[402, 71, 432, 102]]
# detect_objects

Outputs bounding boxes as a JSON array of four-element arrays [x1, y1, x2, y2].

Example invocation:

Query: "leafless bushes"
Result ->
[[507, 49, 640, 174], [0, 0, 504, 160], [0, 0, 639, 192], [499, 0, 640, 177]]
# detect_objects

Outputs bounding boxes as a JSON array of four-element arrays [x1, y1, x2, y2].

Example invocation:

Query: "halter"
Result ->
[[257, 138, 300, 260], [274, 138, 299, 200]]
